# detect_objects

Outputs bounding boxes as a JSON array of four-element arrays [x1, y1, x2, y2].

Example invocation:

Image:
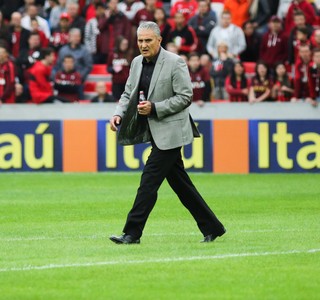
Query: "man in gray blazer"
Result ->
[[109, 21, 226, 244]]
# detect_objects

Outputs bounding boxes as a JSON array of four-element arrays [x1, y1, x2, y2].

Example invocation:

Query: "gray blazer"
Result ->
[[114, 48, 199, 150]]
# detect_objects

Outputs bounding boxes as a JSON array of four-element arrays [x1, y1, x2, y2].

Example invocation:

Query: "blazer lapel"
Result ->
[[132, 57, 143, 99], [147, 48, 165, 99]]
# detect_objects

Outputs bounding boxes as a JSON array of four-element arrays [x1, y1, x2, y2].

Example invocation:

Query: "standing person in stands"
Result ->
[[308, 48, 320, 104], [188, 0, 216, 55], [291, 44, 316, 105], [133, 0, 157, 27], [66, 2, 86, 37], [240, 20, 261, 62], [271, 62, 294, 101], [223, 0, 252, 27], [285, 0, 317, 35], [107, 36, 133, 100], [170, 0, 198, 22], [49, 0, 67, 31], [0, 46, 16, 104], [28, 47, 68, 103], [97, 0, 131, 62], [188, 52, 211, 105], [259, 15, 288, 70], [118, 0, 145, 21], [207, 10, 246, 59], [154, 7, 172, 47], [248, 61, 273, 103], [167, 12, 198, 55], [109, 21, 226, 244], [8, 12, 30, 59], [225, 61, 250, 102], [49, 12, 70, 52]]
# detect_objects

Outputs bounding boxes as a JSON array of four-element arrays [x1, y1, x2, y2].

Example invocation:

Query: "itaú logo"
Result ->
[[257, 122, 320, 170]]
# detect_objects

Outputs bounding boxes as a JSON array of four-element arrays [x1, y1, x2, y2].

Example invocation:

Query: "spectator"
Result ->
[[311, 29, 320, 49], [271, 62, 294, 101], [0, 10, 9, 49], [45, 0, 59, 21], [67, 2, 86, 37], [133, 0, 157, 27], [285, 0, 317, 35], [251, 0, 278, 35], [82, 0, 101, 22], [16, 32, 41, 86], [289, 26, 311, 65], [52, 28, 92, 83], [49, 12, 70, 52], [107, 36, 132, 100], [240, 20, 261, 62], [308, 48, 320, 105], [167, 12, 198, 55], [91, 81, 115, 102], [29, 47, 69, 103], [118, 0, 145, 21], [97, 0, 131, 63], [223, 0, 252, 27], [288, 11, 314, 64], [8, 12, 30, 59], [165, 42, 179, 54], [154, 7, 172, 47], [84, 2, 105, 63], [277, 0, 293, 20], [49, 0, 67, 31], [30, 17, 49, 47], [188, 52, 211, 105], [207, 10, 246, 59], [0, 46, 16, 104], [292, 44, 313, 103], [54, 54, 82, 102], [170, 0, 198, 22], [199, 53, 212, 73], [248, 61, 273, 103], [21, 4, 51, 38], [188, 0, 216, 55], [18, 0, 44, 17], [210, 42, 234, 100], [259, 15, 288, 69], [225, 60, 250, 102]]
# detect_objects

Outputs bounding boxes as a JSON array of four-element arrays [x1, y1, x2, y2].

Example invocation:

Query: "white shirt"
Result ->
[[21, 15, 51, 38]]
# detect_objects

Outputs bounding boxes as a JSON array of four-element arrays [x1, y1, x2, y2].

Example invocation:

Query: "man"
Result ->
[[52, 28, 92, 82], [223, 0, 252, 27], [28, 47, 68, 104], [207, 10, 246, 59], [188, 0, 216, 54], [308, 48, 320, 105], [109, 21, 226, 244], [259, 15, 288, 69], [66, 2, 86, 37], [0, 46, 16, 104]]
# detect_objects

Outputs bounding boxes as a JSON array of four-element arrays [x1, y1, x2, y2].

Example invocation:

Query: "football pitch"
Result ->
[[0, 173, 319, 300]]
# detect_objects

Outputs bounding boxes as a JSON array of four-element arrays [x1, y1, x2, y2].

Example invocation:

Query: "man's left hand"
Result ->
[[137, 101, 152, 115]]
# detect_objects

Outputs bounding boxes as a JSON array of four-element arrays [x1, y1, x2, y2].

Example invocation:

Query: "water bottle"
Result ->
[[139, 91, 146, 103]]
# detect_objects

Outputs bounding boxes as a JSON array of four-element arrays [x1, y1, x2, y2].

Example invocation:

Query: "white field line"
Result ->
[[0, 229, 318, 242], [0, 249, 319, 273]]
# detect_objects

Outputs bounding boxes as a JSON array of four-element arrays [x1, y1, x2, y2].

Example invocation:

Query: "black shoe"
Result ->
[[109, 234, 140, 244], [201, 228, 226, 243]]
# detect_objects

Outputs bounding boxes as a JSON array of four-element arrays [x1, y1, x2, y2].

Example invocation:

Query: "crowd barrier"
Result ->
[[0, 102, 319, 173]]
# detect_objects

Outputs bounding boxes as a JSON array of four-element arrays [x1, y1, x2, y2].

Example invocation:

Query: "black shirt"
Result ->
[[138, 48, 161, 98]]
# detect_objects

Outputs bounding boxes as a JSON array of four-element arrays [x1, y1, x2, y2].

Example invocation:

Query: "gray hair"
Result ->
[[137, 21, 161, 37]]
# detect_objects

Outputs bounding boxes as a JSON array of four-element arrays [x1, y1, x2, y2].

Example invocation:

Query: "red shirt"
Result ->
[[0, 60, 16, 103], [11, 31, 21, 58], [294, 58, 312, 98], [170, 0, 198, 22], [225, 76, 249, 102], [250, 76, 273, 99], [107, 52, 131, 84], [133, 8, 155, 27], [28, 61, 53, 104], [189, 66, 210, 101], [308, 62, 320, 99], [54, 70, 82, 102]]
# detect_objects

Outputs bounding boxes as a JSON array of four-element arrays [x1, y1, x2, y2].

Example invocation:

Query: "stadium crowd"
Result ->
[[1, 0, 320, 106]]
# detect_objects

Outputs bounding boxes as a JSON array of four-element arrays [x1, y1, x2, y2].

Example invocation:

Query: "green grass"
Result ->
[[0, 173, 319, 300]]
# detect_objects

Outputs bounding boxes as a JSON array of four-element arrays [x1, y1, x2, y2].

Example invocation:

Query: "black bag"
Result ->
[[117, 99, 150, 145]]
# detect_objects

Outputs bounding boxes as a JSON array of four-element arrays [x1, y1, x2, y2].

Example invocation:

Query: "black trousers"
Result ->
[[123, 141, 225, 239]]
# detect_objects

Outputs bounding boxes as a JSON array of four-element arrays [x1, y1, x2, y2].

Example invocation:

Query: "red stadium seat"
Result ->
[[243, 62, 256, 78], [91, 64, 109, 75]]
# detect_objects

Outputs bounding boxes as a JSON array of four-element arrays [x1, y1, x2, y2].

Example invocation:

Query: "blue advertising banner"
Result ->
[[0, 121, 62, 172], [97, 120, 213, 172], [249, 120, 320, 173]]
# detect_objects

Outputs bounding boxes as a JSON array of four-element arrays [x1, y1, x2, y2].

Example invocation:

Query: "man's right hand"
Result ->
[[110, 115, 122, 131]]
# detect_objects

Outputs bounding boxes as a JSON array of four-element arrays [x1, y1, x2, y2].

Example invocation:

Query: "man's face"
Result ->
[[300, 46, 311, 61], [137, 29, 162, 60], [313, 52, 320, 65], [220, 13, 231, 27], [63, 57, 75, 71], [294, 15, 306, 28]]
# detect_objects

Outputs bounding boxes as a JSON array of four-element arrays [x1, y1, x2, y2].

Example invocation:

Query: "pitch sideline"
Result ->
[[0, 248, 319, 273]]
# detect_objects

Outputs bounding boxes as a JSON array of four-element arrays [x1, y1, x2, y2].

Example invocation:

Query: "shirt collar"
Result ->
[[142, 48, 161, 65]]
